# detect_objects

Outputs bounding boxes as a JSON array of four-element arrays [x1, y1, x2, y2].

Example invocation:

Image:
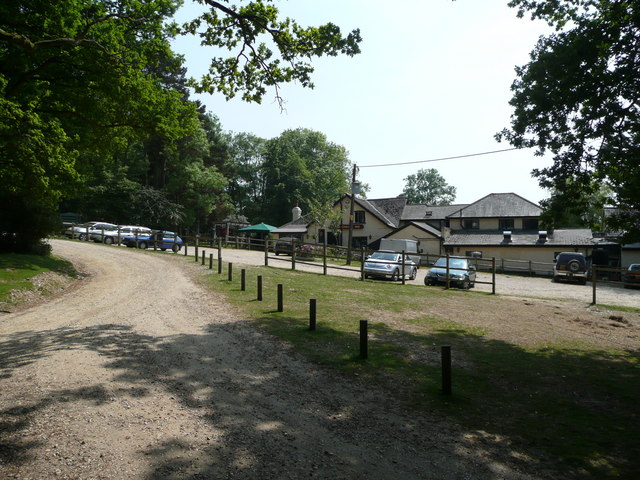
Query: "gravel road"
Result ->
[[0, 240, 547, 480]]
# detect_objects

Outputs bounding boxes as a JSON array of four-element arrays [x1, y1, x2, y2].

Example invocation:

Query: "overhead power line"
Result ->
[[358, 147, 521, 168]]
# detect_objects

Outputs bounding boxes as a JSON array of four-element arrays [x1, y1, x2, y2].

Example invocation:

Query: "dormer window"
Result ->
[[462, 219, 479, 230], [499, 218, 515, 230]]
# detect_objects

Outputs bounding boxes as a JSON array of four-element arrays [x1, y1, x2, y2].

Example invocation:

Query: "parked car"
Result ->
[[65, 222, 117, 240], [91, 225, 152, 244], [623, 264, 640, 289], [274, 237, 296, 255], [425, 257, 476, 289], [553, 252, 588, 285], [364, 252, 417, 281], [122, 230, 182, 252]]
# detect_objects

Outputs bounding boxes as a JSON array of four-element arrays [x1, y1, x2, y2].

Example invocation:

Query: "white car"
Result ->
[[90, 225, 151, 244], [65, 222, 117, 241], [363, 252, 417, 281]]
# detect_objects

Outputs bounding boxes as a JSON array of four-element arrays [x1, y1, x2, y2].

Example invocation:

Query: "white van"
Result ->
[[378, 238, 421, 266]]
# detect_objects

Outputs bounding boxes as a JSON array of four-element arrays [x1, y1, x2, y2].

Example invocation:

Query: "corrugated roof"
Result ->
[[444, 229, 595, 247], [448, 193, 541, 219]]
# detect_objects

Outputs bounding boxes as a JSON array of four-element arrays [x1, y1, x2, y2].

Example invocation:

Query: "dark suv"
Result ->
[[553, 252, 588, 285]]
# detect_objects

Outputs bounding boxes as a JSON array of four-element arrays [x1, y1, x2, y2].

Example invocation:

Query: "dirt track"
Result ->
[[0, 240, 548, 479]]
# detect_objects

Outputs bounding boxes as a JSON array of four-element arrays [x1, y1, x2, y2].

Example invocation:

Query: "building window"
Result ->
[[354, 210, 365, 224], [523, 218, 539, 230], [499, 218, 515, 231], [462, 219, 479, 230], [352, 236, 368, 248]]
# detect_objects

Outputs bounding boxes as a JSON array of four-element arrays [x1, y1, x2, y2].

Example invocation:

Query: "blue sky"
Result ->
[[172, 1, 553, 205]]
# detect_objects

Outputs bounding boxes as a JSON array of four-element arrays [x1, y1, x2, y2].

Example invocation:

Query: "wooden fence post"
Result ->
[[323, 238, 328, 276], [492, 257, 496, 295], [277, 284, 283, 312], [360, 320, 368, 359], [309, 299, 316, 331], [441, 345, 452, 395], [228, 262, 233, 281], [241, 269, 246, 291], [209, 253, 213, 270], [592, 267, 597, 305], [257, 275, 263, 301]]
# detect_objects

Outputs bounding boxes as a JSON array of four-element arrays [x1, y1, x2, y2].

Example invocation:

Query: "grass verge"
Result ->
[[0, 252, 77, 306], [198, 261, 639, 479]]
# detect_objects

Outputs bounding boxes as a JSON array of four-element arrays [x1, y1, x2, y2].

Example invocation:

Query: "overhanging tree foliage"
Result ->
[[498, 0, 640, 241], [0, 0, 362, 251]]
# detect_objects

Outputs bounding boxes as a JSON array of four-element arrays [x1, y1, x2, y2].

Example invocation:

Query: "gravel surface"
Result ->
[[0, 240, 553, 480]]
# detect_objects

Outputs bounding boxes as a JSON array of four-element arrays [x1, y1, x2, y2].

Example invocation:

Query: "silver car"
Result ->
[[364, 252, 417, 281], [425, 257, 476, 289]]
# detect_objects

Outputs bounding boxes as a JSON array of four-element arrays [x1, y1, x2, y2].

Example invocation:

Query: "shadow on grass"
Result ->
[[253, 313, 640, 479]]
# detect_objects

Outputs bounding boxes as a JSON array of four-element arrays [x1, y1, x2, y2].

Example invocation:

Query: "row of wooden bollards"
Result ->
[[191, 246, 453, 395]]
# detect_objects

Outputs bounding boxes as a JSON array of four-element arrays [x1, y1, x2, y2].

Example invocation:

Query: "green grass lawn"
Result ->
[[199, 261, 639, 479], [0, 252, 77, 305]]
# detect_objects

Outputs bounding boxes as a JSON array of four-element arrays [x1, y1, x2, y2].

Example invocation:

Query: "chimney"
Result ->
[[292, 204, 302, 221], [538, 230, 548, 242], [503, 231, 512, 243]]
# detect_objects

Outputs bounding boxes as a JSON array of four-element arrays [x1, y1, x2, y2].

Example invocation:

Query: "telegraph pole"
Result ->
[[346, 164, 358, 265]]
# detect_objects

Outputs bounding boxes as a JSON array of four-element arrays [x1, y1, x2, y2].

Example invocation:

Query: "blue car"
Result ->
[[123, 230, 183, 252]]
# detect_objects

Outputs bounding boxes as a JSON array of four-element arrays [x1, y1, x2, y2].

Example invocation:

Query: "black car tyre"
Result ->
[[104, 237, 114, 245], [410, 267, 417, 280], [461, 279, 470, 289], [172, 244, 180, 253], [391, 269, 400, 282], [78, 233, 86, 241], [160, 248, 167, 251], [138, 241, 147, 250]]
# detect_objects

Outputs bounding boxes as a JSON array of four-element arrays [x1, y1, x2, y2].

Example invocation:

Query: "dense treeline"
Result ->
[[0, 0, 360, 253]]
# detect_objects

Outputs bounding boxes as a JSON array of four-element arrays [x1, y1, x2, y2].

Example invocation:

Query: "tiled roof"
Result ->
[[444, 229, 595, 247], [406, 221, 442, 238], [401, 204, 468, 221], [356, 196, 407, 228], [448, 193, 541, 219], [272, 213, 312, 233], [366, 197, 408, 227]]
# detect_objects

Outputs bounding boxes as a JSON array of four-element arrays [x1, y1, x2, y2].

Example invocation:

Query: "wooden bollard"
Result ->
[[201, 249, 206, 265], [360, 319, 368, 359], [241, 269, 246, 291], [184, 242, 188, 256], [228, 262, 233, 281], [441, 345, 452, 395], [257, 275, 263, 301], [209, 253, 213, 270], [309, 299, 316, 331], [277, 284, 283, 312], [195, 245, 199, 262]]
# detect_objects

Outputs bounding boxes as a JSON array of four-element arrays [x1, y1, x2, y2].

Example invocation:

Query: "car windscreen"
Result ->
[[370, 253, 397, 261], [434, 258, 467, 269]]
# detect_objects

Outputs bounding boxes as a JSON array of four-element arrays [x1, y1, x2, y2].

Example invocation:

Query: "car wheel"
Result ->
[[160, 248, 167, 251], [567, 260, 581, 273], [391, 269, 400, 282], [409, 267, 417, 280], [138, 241, 147, 250], [172, 244, 180, 253], [104, 236, 114, 245], [78, 233, 86, 241], [461, 279, 470, 289]]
